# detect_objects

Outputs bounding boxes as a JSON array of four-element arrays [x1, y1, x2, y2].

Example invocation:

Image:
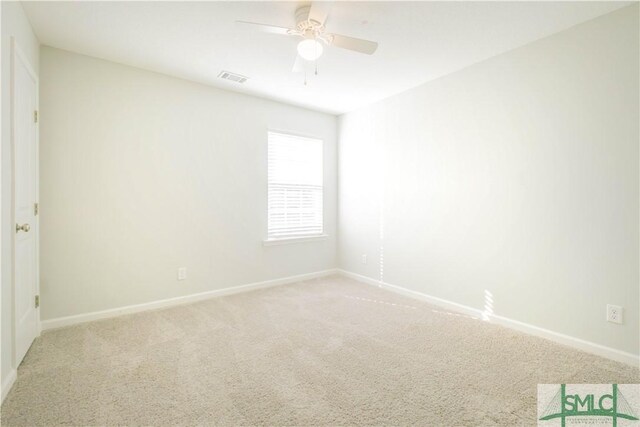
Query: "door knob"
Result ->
[[16, 223, 30, 233]]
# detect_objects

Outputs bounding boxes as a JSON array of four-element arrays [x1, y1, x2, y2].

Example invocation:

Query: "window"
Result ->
[[267, 131, 323, 241]]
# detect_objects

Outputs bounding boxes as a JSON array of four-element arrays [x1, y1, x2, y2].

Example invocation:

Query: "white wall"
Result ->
[[39, 47, 337, 321], [338, 5, 639, 356], [1, 0, 39, 395]]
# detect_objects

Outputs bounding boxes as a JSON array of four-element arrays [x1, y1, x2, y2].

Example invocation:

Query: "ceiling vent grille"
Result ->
[[217, 71, 248, 84]]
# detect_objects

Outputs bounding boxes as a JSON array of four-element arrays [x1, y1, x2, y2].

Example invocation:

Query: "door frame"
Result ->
[[10, 36, 40, 369]]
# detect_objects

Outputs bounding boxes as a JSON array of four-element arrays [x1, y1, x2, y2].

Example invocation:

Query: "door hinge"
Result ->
[[34, 110, 38, 123], [35, 295, 40, 309], [34, 202, 39, 216]]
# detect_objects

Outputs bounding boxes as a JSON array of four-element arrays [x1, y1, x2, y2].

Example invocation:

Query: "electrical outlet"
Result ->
[[177, 267, 187, 281], [361, 254, 367, 264], [606, 304, 623, 324]]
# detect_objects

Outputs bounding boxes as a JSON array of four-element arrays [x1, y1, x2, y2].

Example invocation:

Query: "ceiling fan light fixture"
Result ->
[[297, 39, 323, 61]]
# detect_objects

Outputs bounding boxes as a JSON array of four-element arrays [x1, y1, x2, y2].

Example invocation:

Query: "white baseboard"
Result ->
[[42, 269, 339, 331], [1, 369, 17, 403], [339, 269, 640, 367], [36, 267, 640, 366]]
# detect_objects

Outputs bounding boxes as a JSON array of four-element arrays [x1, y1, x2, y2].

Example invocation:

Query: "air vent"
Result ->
[[217, 71, 248, 84]]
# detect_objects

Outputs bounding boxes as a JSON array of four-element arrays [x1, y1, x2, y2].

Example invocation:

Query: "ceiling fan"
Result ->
[[237, 2, 378, 74]]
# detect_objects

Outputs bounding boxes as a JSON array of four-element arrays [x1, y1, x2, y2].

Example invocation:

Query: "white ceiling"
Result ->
[[23, 1, 631, 115]]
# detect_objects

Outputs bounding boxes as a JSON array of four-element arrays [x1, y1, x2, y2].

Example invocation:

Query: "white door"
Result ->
[[13, 39, 39, 365]]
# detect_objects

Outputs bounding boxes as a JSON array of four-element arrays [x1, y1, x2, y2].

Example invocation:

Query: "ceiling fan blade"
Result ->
[[308, 2, 332, 26], [292, 55, 305, 73], [236, 20, 292, 36], [328, 33, 378, 55]]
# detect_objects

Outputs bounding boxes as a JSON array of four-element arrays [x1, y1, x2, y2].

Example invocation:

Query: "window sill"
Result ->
[[263, 235, 328, 246]]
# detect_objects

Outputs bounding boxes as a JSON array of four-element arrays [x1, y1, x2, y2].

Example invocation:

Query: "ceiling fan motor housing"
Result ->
[[295, 5, 325, 38]]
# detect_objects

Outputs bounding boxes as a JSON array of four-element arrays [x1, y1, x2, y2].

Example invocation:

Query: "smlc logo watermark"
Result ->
[[538, 384, 639, 426]]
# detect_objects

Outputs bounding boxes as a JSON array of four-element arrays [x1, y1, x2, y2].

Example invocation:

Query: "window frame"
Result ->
[[264, 129, 326, 245]]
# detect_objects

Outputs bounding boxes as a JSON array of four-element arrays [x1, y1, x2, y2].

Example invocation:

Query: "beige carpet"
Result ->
[[1, 275, 638, 426]]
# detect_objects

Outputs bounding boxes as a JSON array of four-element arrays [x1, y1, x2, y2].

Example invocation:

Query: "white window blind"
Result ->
[[268, 131, 323, 240]]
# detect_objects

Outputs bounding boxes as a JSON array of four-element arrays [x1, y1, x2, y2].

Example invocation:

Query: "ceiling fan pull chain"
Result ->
[[304, 69, 307, 86], [315, 60, 318, 76]]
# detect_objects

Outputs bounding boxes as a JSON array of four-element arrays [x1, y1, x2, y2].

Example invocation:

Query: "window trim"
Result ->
[[267, 128, 322, 141], [263, 234, 329, 246], [265, 129, 325, 244]]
